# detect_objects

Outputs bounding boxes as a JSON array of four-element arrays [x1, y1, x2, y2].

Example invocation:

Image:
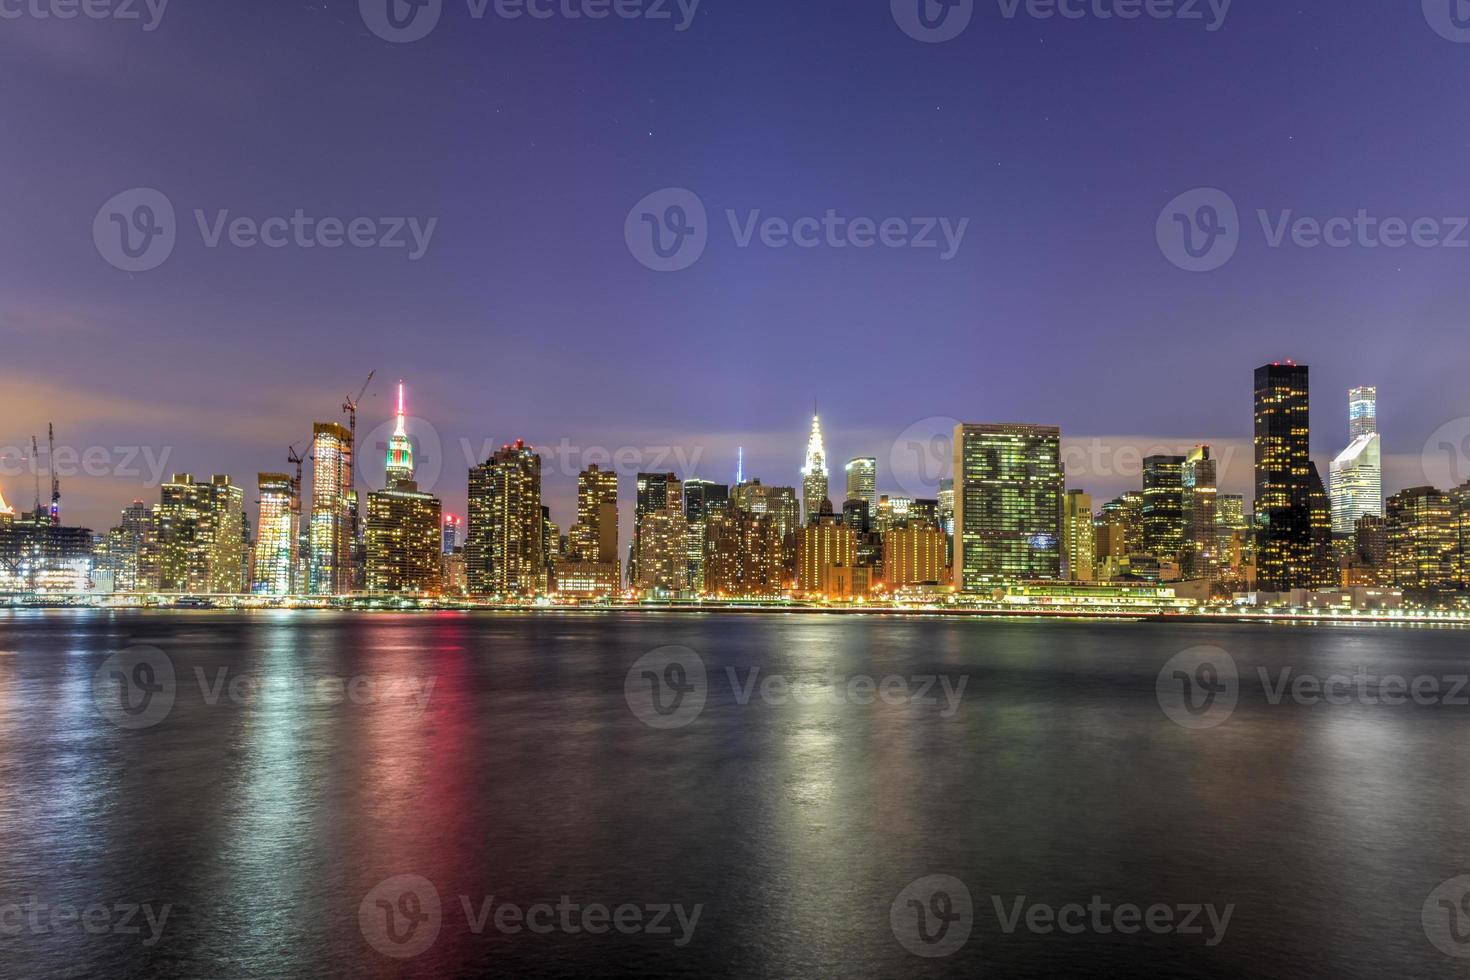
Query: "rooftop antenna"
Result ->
[[30, 435, 41, 517], [736, 447, 744, 485], [48, 424, 59, 525]]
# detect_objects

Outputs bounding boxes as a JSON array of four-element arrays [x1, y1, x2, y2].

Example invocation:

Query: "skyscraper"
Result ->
[[1061, 489, 1095, 582], [467, 440, 544, 597], [731, 480, 801, 539], [797, 515, 858, 595], [1254, 362, 1334, 591], [883, 522, 948, 588], [571, 464, 619, 565], [157, 474, 246, 593], [1141, 454, 1185, 566], [632, 472, 679, 584], [1180, 445, 1218, 582], [1330, 385, 1383, 535], [952, 423, 1063, 590], [1386, 487, 1458, 594], [253, 472, 298, 595], [96, 500, 153, 593], [844, 457, 877, 513], [801, 414, 830, 524], [703, 509, 784, 598], [636, 500, 688, 596], [309, 421, 354, 595], [364, 383, 443, 595], [682, 479, 728, 593]]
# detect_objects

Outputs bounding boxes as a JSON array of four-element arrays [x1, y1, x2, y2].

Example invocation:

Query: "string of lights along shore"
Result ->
[[4, 359, 1461, 614]]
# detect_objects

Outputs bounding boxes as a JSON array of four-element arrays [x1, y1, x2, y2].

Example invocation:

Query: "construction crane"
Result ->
[[342, 370, 376, 463], [47, 424, 59, 525], [287, 444, 305, 514]]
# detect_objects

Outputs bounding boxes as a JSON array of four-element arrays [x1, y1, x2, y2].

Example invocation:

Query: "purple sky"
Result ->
[[3, 0, 1469, 541]]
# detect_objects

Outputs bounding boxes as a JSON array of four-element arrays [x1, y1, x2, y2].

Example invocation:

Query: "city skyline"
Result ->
[[9, 357, 1453, 603], [6, 4, 1470, 542], [0, 365, 1434, 543]]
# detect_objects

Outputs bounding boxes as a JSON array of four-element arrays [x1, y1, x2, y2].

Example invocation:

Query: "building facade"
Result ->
[[157, 474, 246, 593], [1061, 489, 1095, 582], [1180, 445, 1218, 582], [1253, 362, 1335, 591], [467, 440, 544, 597], [952, 423, 1063, 590], [309, 421, 354, 595], [844, 457, 877, 513], [364, 384, 442, 595], [1330, 386, 1383, 535], [801, 414, 831, 525], [703, 510, 784, 597], [253, 472, 298, 595], [884, 523, 948, 588], [796, 516, 859, 595]]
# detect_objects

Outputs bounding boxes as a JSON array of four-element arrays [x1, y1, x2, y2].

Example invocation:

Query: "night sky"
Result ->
[[3, 0, 1468, 538]]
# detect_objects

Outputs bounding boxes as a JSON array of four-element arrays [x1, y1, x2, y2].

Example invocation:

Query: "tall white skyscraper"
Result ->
[[1330, 385, 1382, 535]]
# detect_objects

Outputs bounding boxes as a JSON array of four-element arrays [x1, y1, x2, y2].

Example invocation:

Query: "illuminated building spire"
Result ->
[[386, 380, 414, 484], [801, 413, 827, 479], [800, 410, 829, 524]]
